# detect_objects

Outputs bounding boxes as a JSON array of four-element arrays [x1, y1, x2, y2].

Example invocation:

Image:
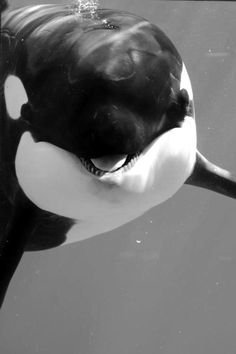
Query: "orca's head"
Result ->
[[2, 5, 196, 219]]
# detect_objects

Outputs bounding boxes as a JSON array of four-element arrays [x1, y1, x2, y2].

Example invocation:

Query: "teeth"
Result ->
[[79, 153, 140, 176]]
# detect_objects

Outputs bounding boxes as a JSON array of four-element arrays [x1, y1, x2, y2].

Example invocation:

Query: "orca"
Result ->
[[0, 4, 236, 307]]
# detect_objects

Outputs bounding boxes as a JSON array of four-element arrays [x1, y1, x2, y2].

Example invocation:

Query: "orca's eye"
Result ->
[[4, 75, 28, 120]]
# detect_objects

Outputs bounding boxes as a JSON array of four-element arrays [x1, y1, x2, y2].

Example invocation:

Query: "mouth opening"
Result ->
[[79, 153, 140, 176]]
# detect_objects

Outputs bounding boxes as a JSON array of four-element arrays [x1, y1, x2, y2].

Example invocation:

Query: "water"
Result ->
[[1, 1, 236, 354]]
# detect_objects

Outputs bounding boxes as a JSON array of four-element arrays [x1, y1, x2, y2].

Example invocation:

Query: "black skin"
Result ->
[[0, 4, 236, 308], [3, 5, 185, 158], [0, 0, 7, 12], [186, 151, 236, 199]]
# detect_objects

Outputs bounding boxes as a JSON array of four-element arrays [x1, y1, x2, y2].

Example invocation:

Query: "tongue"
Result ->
[[91, 154, 127, 172]]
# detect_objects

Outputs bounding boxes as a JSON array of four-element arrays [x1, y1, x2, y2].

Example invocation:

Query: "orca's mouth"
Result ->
[[79, 153, 140, 176]]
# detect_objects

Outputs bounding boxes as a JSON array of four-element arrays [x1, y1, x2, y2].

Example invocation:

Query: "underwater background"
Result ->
[[1, 1, 236, 354]]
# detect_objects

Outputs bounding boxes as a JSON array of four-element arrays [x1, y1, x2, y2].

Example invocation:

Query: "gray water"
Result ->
[[1, 1, 236, 354]]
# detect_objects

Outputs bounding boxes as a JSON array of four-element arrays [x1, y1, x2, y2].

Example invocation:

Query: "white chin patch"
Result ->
[[4, 75, 28, 120], [16, 116, 196, 224]]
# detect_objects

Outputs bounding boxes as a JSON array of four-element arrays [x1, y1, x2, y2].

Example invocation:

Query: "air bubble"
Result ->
[[71, 0, 99, 18]]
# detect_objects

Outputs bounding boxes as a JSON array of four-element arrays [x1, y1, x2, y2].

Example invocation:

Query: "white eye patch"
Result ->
[[180, 64, 193, 101], [4, 75, 28, 120]]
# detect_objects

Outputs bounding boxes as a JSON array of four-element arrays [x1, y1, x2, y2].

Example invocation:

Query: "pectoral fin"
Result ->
[[185, 150, 236, 199], [0, 189, 37, 307]]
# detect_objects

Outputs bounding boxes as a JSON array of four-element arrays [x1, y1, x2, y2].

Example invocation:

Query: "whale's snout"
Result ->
[[79, 103, 149, 157]]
